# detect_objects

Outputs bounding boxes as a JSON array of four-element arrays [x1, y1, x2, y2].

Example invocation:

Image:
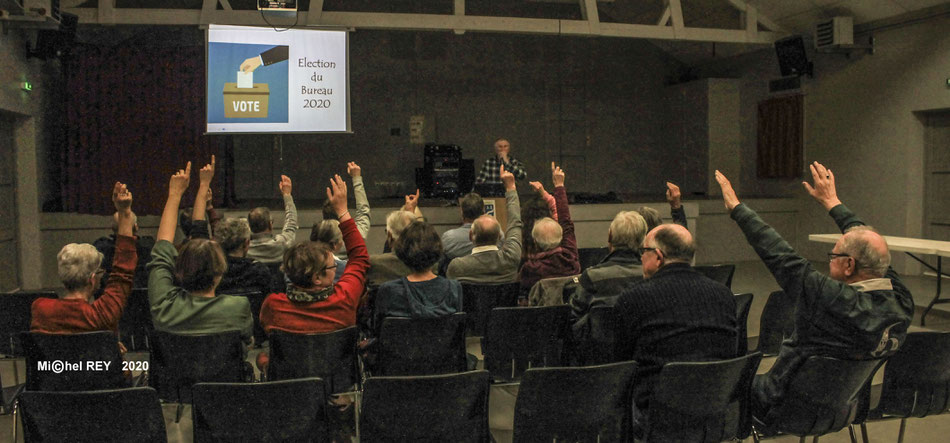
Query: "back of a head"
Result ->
[[471, 215, 502, 247], [214, 218, 252, 255], [394, 221, 443, 272], [311, 219, 342, 246], [609, 211, 648, 250], [322, 200, 337, 221], [282, 241, 334, 288], [57, 243, 103, 291], [842, 226, 891, 277], [531, 217, 563, 252], [176, 239, 228, 292], [652, 224, 695, 263], [385, 210, 419, 242], [521, 194, 553, 253], [460, 193, 484, 222], [637, 206, 663, 233], [248, 207, 271, 234]]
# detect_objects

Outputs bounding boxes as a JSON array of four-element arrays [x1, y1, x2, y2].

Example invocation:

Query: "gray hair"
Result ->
[[385, 210, 419, 242], [842, 226, 891, 277], [471, 215, 502, 247], [637, 207, 663, 233], [531, 217, 562, 251], [609, 211, 648, 250], [214, 218, 251, 254], [57, 243, 103, 291], [652, 224, 694, 263], [313, 219, 343, 247]]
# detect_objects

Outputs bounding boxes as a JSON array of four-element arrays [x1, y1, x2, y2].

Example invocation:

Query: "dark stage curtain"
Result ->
[[61, 44, 231, 215], [757, 94, 803, 179]]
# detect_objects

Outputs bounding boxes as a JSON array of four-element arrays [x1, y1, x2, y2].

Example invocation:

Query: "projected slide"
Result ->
[[206, 25, 350, 133]]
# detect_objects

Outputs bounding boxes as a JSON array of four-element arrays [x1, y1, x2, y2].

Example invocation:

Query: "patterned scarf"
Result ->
[[285, 285, 334, 303]]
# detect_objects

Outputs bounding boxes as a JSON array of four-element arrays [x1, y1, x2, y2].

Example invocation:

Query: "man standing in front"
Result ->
[[715, 162, 914, 424], [475, 138, 528, 186], [615, 223, 738, 436]]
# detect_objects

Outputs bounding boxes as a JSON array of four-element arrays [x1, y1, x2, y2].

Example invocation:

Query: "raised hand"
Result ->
[[714, 170, 740, 211], [240, 56, 262, 73], [112, 182, 133, 213], [666, 181, 682, 209], [347, 162, 361, 178], [198, 155, 215, 186], [551, 162, 565, 188], [528, 181, 547, 195], [404, 189, 420, 213], [169, 162, 191, 197], [802, 161, 842, 211], [500, 165, 516, 191], [279, 175, 293, 196], [326, 174, 350, 221]]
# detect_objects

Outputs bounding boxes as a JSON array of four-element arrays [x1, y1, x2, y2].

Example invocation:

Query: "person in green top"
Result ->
[[147, 156, 253, 345]]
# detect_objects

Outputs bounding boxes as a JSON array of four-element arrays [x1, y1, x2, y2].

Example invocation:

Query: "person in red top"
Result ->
[[519, 162, 580, 294], [32, 182, 137, 334], [259, 173, 370, 337]]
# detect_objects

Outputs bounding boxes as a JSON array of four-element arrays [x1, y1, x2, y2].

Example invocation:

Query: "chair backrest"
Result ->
[[877, 331, 950, 418], [512, 361, 638, 442], [734, 293, 754, 355], [360, 370, 491, 442], [192, 377, 328, 442], [376, 312, 468, 376], [694, 264, 737, 289], [765, 356, 882, 437], [756, 290, 795, 355], [587, 305, 622, 364], [20, 331, 128, 391], [18, 387, 166, 442], [118, 287, 154, 352], [0, 291, 56, 356], [483, 305, 571, 382], [268, 326, 358, 393], [217, 289, 267, 348], [461, 282, 520, 337], [578, 247, 609, 272], [647, 352, 762, 442], [148, 330, 248, 403]]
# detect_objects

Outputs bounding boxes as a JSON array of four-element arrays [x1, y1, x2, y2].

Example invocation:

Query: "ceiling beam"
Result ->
[[667, 0, 684, 37], [453, 0, 465, 35], [657, 6, 671, 26], [580, 0, 600, 34], [64, 7, 780, 45], [97, 0, 115, 25], [724, 0, 787, 34], [307, 0, 324, 25]]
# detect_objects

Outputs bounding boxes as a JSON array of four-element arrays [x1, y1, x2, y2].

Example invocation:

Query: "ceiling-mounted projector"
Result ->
[[258, 1, 296, 12]]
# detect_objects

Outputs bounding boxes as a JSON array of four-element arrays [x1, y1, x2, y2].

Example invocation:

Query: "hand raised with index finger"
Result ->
[[168, 162, 191, 197]]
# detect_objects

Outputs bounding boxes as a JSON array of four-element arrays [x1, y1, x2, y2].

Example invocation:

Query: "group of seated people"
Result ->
[[31, 153, 915, 436]]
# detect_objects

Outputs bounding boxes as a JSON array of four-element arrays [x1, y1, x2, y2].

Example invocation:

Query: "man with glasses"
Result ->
[[714, 161, 914, 425], [614, 223, 738, 437]]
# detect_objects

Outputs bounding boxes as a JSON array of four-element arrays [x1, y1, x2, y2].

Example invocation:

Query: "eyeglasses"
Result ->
[[321, 264, 337, 274], [638, 247, 658, 256], [827, 252, 851, 261]]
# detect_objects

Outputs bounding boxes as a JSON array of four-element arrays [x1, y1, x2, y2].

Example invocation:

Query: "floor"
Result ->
[[2, 260, 949, 442]]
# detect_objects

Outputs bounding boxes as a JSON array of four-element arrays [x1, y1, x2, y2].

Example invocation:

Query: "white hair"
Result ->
[[531, 217, 562, 251], [57, 243, 103, 291], [609, 211, 647, 250], [385, 210, 419, 242]]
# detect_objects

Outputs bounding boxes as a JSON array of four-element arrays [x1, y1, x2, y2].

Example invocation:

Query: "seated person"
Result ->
[[33, 182, 137, 334], [519, 162, 580, 294], [568, 210, 647, 341], [366, 208, 420, 288], [215, 217, 281, 295], [311, 219, 347, 283], [715, 163, 914, 424], [615, 223, 738, 436], [93, 202, 153, 290], [320, 161, 372, 239], [372, 221, 463, 336], [148, 159, 253, 346], [446, 165, 522, 284], [247, 175, 297, 264], [441, 192, 486, 272]]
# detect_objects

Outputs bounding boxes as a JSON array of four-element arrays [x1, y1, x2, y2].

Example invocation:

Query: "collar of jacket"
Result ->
[[850, 278, 893, 292]]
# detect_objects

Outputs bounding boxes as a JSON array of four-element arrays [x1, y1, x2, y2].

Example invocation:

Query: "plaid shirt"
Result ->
[[475, 156, 527, 184]]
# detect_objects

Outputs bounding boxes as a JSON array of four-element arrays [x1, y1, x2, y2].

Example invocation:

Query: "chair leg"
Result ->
[[354, 391, 361, 443], [848, 425, 858, 443], [799, 437, 806, 443], [897, 418, 907, 443], [812, 436, 820, 443], [12, 399, 18, 443], [860, 423, 869, 443]]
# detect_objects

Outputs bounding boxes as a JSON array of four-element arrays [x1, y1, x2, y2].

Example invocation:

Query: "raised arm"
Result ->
[[551, 162, 578, 261], [500, 165, 523, 264], [530, 181, 558, 220], [666, 181, 688, 228], [276, 175, 298, 245], [157, 162, 191, 243], [329, 174, 371, 306], [348, 162, 372, 239], [190, 156, 215, 240], [401, 188, 424, 220], [151, 163, 191, 306], [90, 182, 137, 330], [802, 161, 867, 232]]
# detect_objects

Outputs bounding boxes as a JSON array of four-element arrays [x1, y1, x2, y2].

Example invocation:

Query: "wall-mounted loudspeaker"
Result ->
[[774, 35, 813, 78]]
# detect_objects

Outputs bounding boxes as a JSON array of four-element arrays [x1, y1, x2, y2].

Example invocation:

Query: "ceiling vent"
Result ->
[[815, 16, 853, 50]]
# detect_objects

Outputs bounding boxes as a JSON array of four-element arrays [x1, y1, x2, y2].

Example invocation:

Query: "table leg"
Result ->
[[921, 255, 944, 327]]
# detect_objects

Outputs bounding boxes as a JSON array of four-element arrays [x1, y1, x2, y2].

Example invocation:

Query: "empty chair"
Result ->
[[483, 305, 571, 382], [360, 370, 491, 442], [20, 331, 127, 391], [755, 356, 882, 441], [734, 293, 754, 355], [148, 330, 249, 404], [694, 264, 737, 289], [755, 290, 794, 355], [577, 247, 609, 272], [375, 312, 467, 376], [460, 282, 520, 337], [646, 352, 762, 442], [512, 361, 638, 442], [0, 291, 56, 356], [18, 387, 166, 442], [118, 288, 154, 351], [859, 332, 950, 443], [267, 326, 359, 394], [192, 377, 328, 442]]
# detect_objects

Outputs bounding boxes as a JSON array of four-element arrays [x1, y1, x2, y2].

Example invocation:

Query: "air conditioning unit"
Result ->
[[814, 16, 853, 50]]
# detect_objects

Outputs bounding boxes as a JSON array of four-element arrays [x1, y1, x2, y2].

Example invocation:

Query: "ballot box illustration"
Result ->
[[223, 82, 270, 118]]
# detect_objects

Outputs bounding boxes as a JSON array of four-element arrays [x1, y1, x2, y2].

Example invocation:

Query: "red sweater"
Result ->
[[31, 235, 138, 334], [519, 186, 580, 292], [260, 218, 370, 333]]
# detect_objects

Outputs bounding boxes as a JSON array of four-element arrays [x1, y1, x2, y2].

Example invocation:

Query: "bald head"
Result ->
[[471, 215, 502, 247], [838, 226, 890, 278], [649, 224, 694, 263]]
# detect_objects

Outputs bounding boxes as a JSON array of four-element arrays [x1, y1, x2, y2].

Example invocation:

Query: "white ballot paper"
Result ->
[[236, 71, 253, 89]]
